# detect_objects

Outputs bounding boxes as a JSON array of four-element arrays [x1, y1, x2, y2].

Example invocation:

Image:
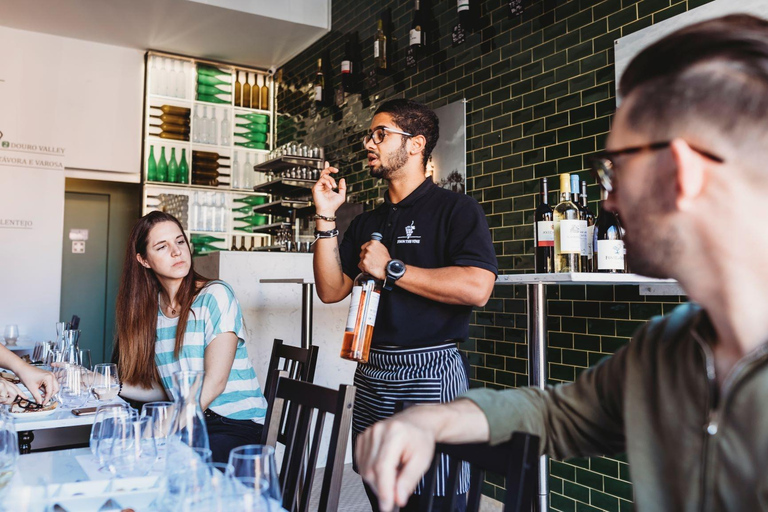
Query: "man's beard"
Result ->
[[620, 189, 679, 279], [369, 140, 409, 179]]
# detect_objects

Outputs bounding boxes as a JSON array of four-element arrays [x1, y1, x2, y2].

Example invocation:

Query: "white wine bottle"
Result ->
[[374, 19, 387, 70], [554, 173, 583, 273]]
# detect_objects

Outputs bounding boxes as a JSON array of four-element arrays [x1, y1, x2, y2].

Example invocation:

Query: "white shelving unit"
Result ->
[[141, 51, 277, 254]]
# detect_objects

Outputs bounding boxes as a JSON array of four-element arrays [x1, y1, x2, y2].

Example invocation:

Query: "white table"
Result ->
[[2, 338, 36, 357], [13, 397, 127, 453]]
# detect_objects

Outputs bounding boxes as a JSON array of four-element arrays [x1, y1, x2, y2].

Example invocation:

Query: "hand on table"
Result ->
[[359, 240, 392, 281], [0, 379, 23, 405], [312, 162, 346, 217], [16, 364, 59, 405]]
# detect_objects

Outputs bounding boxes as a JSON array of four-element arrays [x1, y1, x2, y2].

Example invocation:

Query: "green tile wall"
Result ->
[[277, 0, 714, 510]]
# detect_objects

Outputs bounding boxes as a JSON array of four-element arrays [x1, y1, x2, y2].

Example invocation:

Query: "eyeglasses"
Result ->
[[13, 396, 44, 411], [588, 141, 724, 192], [363, 126, 413, 146]]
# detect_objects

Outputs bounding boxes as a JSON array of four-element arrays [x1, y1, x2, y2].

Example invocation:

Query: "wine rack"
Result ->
[[142, 51, 277, 254]]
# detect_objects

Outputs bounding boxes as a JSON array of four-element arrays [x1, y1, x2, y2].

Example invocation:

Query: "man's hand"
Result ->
[[312, 161, 347, 217], [359, 240, 391, 280], [356, 408, 438, 511], [16, 364, 58, 405], [0, 379, 23, 405]]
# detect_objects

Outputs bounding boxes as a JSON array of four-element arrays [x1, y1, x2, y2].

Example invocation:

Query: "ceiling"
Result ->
[[0, 0, 330, 70]]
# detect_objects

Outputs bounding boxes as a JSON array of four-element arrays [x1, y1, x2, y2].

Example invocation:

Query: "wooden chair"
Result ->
[[263, 371, 356, 512], [417, 432, 540, 512], [261, 339, 319, 445]]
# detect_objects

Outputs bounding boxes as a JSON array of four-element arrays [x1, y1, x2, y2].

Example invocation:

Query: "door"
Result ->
[[60, 192, 109, 364]]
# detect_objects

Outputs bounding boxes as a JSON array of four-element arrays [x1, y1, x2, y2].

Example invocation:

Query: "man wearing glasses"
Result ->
[[356, 15, 768, 512], [312, 99, 497, 511]]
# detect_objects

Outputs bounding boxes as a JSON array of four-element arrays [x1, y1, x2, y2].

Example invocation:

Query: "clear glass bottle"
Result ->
[[341, 232, 384, 363], [554, 173, 582, 273], [580, 180, 596, 272], [168, 370, 209, 452], [221, 111, 230, 147]]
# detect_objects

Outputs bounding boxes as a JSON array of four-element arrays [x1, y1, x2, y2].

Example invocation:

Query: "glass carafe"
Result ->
[[62, 329, 81, 365], [168, 370, 209, 453]]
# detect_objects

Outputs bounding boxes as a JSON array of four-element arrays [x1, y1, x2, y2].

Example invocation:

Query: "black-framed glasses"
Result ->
[[363, 126, 413, 146], [588, 141, 725, 192], [13, 396, 43, 411]]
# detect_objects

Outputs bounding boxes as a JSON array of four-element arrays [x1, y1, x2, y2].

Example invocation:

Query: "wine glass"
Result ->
[[3, 325, 19, 347], [107, 415, 158, 477], [79, 349, 92, 371], [90, 404, 133, 468], [140, 401, 174, 461], [227, 445, 281, 505], [0, 413, 19, 494], [92, 363, 120, 401]]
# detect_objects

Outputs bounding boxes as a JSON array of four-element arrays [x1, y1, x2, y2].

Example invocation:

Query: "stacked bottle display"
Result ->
[[147, 145, 189, 184], [191, 150, 230, 187], [192, 105, 230, 146], [149, 56, 190, 99], [231, 151, 266, 190], [232, 195, 268, 232], [234, 71, 269, 110], [233, 112, 269, 150], [189, 191, 228, 233], [196, 64, 232, 105], [147, 193, 190, 229], [536, 174, 626, 273], [149, 105, 191, 142]]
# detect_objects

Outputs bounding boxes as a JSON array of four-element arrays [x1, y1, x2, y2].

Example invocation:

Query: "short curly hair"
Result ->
[[374, 99, 439, 167]]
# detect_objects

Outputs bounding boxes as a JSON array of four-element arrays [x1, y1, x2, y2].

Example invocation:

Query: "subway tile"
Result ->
[[591, 490, 620, 512]]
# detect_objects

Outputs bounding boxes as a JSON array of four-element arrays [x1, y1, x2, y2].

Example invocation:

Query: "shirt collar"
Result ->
[[384, 177, 436, 208]]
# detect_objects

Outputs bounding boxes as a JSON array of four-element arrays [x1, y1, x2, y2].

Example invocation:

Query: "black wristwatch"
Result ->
[[383, 259, 406, 291]]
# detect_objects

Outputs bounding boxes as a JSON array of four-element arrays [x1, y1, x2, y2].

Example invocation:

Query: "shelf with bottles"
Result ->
[[251, 199, 313, 219], [253, 155, 324, 173], [252, 178, 315, 200]]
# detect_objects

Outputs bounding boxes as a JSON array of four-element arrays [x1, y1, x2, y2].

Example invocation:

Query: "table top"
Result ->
[[12, 396, 127, 431], [2, 338, 36, 351]]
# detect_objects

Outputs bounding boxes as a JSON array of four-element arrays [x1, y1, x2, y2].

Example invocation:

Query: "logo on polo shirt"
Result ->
[[397, 221, 421, 244]]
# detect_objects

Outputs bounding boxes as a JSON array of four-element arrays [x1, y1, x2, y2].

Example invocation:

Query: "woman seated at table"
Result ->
[[114, 211, 268, 463], [0, 345, 58, 405]]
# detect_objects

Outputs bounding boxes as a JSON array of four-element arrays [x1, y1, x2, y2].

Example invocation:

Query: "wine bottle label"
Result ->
[[365, 291, 381, 327], [341, 61, 352, 73], [579, 220, 589, 256], [586, 225, 595, 258], [558, 220, 583, 254], [374, 43, 380, 59], [457, 0, 469, 11], [410, 28, 422, 46], [345, 287, 362, 331], [315, 85, 323, 102], [597, 240, 625, 270], [536, 221, 554, 247]]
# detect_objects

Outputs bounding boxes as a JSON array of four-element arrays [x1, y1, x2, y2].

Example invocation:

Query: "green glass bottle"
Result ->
[[197, 83, 231, 96], [234, 214, 268, 226], [147, 146, 158, 181], [234, 131, 268, 143], [197, 65, 229, 78], [233, 195, 268, 206], [235, 141, 268, 150], [168, 148, 179, 183], [235, 122, 268, 133], [197, 93, 230, 104], [179, 149, 189, 184], [232, 205, 255, 213], [197, 74, 232, 87], [235, 113, 269, 124], [194, 244, 223, 255], [233, 226, 260, 233], [157, 147, 168, 182], [190, 235, 226, 244]]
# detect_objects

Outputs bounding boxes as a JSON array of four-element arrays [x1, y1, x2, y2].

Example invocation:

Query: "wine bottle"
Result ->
[[192, 151, 230, 161], [157, 147, 168, 182], [231, 152, 241, 189], [580, 180, 596, 272], [150, 114, 189, 125], [593, 189, 626, 273], [168, 147, 179, 183], [249, 237, 257, 251], [341, 232, 384, 363], [235, 122, 268, 133], [341, 38, 354, 92], [175, 60, 186, 99], [230, 235, 238, 251], [211, 109, 219, 145], [457, 0, 473, 31], [234, 214, 268, 226], [235, 71, 244, 107], [235, 113, 269, 124], [233, 225, 263, 233], [233, 195, 268, 206], [232, 205, 252, 214], [147, 146, 158, 182], [197, 84, 230, 97], [197, 93, 230, 104], [243, 74, 252, 109], [571, 174, 589, 271], [410, 0, 425, 50], [534, 177, 554, 273], [194, 243, 223, 255], [220, 110, 230, 146], [197, 74, 231, 88], [193, 161, 231, 170], [553, 173, 582, 273], [260, 75, 269, 111], [153, 105, 191, 116], [374, 19, 387, 70], [197, 65, 229, 78], [149, 131, 187, 141], [243, 153, 253, 189], [234, 141, 267, 150], [234, 131, 268, 143], [149, 122, 190, 135], [192, 235, 226, 244], [314, 58, 325, 105], [192, 169, 230, 179], [192, 177, 228, 187], [252, 74, 261, 111], [238, 236, 248, 251], [179, 149, 189, 184]]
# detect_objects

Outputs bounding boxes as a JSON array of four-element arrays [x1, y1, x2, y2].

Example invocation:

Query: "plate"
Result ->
[[8, 400, 61, 419]]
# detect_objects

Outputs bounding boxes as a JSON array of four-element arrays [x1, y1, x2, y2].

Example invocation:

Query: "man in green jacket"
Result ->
[[355, 14, 768, 512]]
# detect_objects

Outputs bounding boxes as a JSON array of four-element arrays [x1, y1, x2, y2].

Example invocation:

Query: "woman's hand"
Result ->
[[0, 379, 23, 405], [16, 364, 59, 405]]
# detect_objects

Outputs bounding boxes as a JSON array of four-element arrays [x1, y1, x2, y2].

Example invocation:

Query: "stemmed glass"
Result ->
[[0, 413, 19, 494], [92, 363, 120, 401], [140, 401, 174, 462]]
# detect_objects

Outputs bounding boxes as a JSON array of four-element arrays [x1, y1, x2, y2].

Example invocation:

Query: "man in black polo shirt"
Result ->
[[312, 98, 497, 511]]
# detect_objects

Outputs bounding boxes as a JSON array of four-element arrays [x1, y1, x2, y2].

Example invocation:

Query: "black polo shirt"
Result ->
[[339, 178, 498, 348]]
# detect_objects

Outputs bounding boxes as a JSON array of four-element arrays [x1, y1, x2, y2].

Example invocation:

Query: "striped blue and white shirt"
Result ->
[[155, 281, 267, 422]]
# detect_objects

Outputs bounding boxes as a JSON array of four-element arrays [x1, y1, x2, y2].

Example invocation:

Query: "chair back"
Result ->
[[419, 432, 539, 512], [263, 371, 356, 512]]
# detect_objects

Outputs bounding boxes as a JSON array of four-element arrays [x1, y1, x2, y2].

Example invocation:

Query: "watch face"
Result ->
[[388, 260, 406, 277]]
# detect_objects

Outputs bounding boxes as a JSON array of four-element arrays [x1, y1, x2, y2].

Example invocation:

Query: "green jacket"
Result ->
[[464, 303, 768, 512]]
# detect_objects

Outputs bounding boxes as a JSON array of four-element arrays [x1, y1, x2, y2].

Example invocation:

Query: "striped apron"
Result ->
[[352, 342, 470, 496]]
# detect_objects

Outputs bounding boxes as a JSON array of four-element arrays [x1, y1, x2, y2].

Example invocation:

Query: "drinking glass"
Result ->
[[90, 404, 133, 466], [0, 413, 19, 494], [92, 363, 120, 401], [227, 445, 281, 504], [79, 349, 93, 371], [141, 401, 175, 460], [3, 325, 19, 346], [58, 364, 90, 408], [107, 415, 158, 478]]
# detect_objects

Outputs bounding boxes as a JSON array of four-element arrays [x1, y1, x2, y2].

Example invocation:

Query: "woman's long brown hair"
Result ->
[[115, 211, 212, 387]]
